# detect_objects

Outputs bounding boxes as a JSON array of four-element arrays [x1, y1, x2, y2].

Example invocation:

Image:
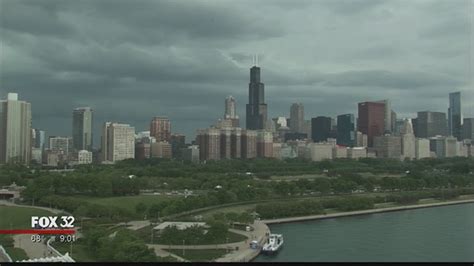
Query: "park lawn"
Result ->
[[0, 206, 54, 229], [51, 239, 95, 262], [137, 225, 247, 245], [70, 195, 178, 214], [165, 249, 228, 262], [4, 247, 28, 261]]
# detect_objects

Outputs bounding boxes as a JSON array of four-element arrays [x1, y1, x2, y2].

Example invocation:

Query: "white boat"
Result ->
[[261, 234, 283, 255]]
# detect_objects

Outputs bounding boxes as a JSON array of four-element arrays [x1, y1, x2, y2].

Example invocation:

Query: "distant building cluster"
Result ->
[[1, 66, 473, 167]]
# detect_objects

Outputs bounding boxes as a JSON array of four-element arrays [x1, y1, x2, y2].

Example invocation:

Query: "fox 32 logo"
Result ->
[[31, 216, 75, 229]]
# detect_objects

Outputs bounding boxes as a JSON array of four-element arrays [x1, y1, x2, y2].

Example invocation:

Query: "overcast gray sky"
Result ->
[[1, 0, 473, 145]]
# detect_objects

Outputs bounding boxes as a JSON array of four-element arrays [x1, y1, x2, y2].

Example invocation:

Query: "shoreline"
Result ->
[[220, 197, 474, 262], [260, 198, 474, 225]]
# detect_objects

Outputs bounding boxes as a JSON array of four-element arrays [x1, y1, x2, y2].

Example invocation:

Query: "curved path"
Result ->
[[147, 220, 269, 262], [0, 200, 64, 214]]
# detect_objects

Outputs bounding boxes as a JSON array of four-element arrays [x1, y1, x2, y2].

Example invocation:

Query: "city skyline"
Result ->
[[1, 0, 473, 142]]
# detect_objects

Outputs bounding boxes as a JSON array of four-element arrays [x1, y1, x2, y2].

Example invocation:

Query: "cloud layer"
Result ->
[[1, 0, 473, 144]]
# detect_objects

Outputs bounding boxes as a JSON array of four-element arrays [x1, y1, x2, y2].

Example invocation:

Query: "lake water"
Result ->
[[255, 203, 474, 262]]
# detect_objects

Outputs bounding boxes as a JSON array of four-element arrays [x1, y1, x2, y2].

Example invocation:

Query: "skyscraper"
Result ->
[[311, 116, 332, 143], [150, 116, 171, 142], [241, 130, 257, 159], [0, 93, 32, 165], [373, 135, 402, 159], [416, 111, 447, 138], [357, 101, 385, 147], [448, 91, 462, 140], [336, 114, 355, 147], [49, 136, 73, 154], [72, 107, 93, 151], [400, 118, 416, 160], [32, 129, 46, 149], [196, 128, 221, 160], [257, 130, 273, 158], [246, 64, 267, 130], [101, 122, 135, 163], [170, 133, 186, 159], [290, 103, 304, 133], [224, 96, 240, 127], [463, 118, 474, 141]]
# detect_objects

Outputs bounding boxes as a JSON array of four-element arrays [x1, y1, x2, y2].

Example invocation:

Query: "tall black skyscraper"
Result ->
[[311, 116, 332, 142], [246, 64, 267, 130], [336, 114, 355, 147]]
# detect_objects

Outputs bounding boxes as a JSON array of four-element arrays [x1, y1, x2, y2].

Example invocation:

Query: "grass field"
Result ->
[[4, 247, 29, 261], [70, 195, 178, 214], [164, 249, 228, 262], [0, 206, 54, 229], [137, 225, 247, 245]]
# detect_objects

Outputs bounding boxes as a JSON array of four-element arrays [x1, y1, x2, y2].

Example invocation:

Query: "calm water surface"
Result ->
[[255, 203, 474, 262]]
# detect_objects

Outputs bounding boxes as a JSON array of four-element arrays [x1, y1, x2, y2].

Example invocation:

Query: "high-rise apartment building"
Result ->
[[220, 128, 232, 159], [448, 91, 462, 140], [257, 130, 273, 158], [150, 117, 171, 142], [246, 64, 267, 130], [151, 141, 172, 159], [230, 128, 242, 159], [336, 114, 355, 147], [358, 101, 385, 147], [72, 107, 93, 151], [0, 93, 32, 165], [196, 128, 221, 161], [311, 116, 332, 143], [416, 111, 447, 138], [241, 130, 257, 159], [290, 103, 304, 133], [224, 96, 240, 127], [101, 122, 135, 163]]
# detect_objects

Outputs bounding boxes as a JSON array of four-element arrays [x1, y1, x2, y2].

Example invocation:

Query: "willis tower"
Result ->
[[246, 60, 267, 130]]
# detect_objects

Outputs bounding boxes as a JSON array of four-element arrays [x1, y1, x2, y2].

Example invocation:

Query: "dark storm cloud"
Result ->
[[0, 0, 75, 37], [320, 0, 389, 15], [0, 0, 472, 143], [322, 70, 463, 88]]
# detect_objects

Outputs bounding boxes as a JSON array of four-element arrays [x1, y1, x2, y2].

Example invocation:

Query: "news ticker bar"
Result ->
[[0, 229, 76, 235]]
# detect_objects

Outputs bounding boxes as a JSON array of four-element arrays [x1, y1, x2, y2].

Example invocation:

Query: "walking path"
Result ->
[[147, 245, 189, 262], [117, 220, 151, 231], [13, 235, 52, 259], [147, 220, 269, 262], [261, 198, 474, 224], [214, 221, 269, 262], [0, 200, 63, 214]]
